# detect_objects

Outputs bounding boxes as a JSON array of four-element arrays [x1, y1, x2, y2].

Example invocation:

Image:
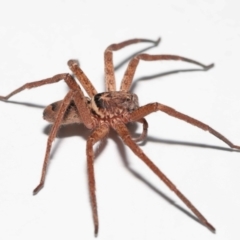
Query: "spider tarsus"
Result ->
[[232, 144, 240, 150], [32, 183, 44, 195], [67, 59, 79, 67], [206, 222, 216, 233], [0, 96, 8, 101], [94, 227, 98, 238]]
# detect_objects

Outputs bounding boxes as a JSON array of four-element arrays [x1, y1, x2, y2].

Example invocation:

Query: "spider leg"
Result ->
[[34, 85, 95, 195], [0, 73, 75, 101], [68, 60, 97, 97], [132, 118, 148, 142], [33, 90, 75, 194], [130, 102, 240, 149], [114, 123, 215, 232], [0, 73, 95, 129], [86, 124, 109, 236], [120, 54, 214, 92], [104, 38, 160, 92]]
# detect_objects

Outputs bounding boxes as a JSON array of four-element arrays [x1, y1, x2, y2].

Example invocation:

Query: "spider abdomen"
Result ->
[[43, 100, 82, 124]]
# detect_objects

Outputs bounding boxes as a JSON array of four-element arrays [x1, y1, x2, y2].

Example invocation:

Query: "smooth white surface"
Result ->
[[0, 1, 240, 240]]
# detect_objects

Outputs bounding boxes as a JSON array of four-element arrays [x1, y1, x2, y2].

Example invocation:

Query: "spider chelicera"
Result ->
[[1, 37, 239, 236]]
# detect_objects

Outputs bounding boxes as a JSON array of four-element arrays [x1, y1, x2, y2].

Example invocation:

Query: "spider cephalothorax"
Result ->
[[90, 91, 139, 126], [1, 37, 239, 236], [92, 91, 139, 114]]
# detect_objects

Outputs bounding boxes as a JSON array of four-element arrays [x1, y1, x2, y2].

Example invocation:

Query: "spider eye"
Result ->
[[94, 93, 104, 108], [51, 103, 57, 111]]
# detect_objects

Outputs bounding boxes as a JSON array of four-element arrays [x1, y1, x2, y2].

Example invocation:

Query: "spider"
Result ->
[[0, 37, 239, 236]]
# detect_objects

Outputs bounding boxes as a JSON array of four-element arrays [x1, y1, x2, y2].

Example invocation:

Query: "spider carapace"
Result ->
[[1, 37, 239, 236]]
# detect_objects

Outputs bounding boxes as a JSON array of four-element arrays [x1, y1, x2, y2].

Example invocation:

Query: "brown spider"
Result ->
[[0, 37, 239, 236]]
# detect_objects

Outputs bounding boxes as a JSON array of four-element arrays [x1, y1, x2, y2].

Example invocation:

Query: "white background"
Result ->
[[0, 1, 240, 240]]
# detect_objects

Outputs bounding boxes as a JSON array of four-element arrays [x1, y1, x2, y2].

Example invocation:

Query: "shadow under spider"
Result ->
[[130, 67, 213, 93], [1, 100, 45, 109]]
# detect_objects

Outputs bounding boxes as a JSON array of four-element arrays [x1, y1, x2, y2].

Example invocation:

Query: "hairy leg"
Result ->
[[0, 73, 70, 100], [86, 124, 109, 236], [68, 60, 97, 97], [33, 91, 75, 194], [132, 118, 148, 142], [114, 123, 215, 232], [120, 54, 214, 92], [34, 81, 96, 194], [0, 73, 94, 129], [104, 38, 160, 92], [0, 72, 84, 100], [130, 102, 240, 149]]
